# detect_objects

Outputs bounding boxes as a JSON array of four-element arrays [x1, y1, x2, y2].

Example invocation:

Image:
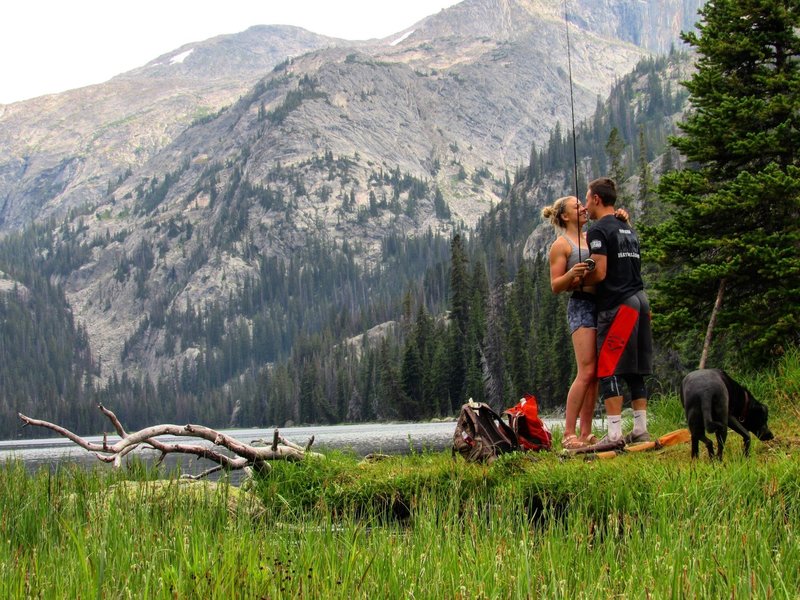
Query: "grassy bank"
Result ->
[[2, 351, 799, 598]]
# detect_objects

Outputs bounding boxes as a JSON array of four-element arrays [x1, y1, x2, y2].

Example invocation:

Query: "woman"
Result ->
[[541, 196, 627, 449]]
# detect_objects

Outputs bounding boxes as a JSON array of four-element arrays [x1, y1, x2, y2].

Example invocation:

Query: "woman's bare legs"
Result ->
[[564, 326, 597, 441], [576, 327, 598, 441], [579, 373, 598, 442]]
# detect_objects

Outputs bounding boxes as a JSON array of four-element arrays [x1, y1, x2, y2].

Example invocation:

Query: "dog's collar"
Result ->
[[738, 391, 750, 423]]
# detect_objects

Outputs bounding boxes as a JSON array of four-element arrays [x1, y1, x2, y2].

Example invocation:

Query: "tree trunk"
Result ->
[[699, 278, 726, 369]]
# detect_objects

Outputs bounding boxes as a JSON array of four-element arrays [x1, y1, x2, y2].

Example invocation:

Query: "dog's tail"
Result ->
[[702, 393, 725, 434]]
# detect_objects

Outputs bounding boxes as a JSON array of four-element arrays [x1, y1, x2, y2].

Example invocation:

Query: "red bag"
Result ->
[[504, 394, 552, 451]]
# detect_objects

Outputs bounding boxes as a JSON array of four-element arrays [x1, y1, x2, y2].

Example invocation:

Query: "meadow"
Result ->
[[2, 350, 798, 598]]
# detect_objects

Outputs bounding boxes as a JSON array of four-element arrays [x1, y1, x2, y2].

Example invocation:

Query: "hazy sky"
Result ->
[[1, 0, 461, 104]]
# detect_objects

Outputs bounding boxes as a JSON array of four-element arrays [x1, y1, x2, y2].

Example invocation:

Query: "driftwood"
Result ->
[[18, 404, 323, 480]]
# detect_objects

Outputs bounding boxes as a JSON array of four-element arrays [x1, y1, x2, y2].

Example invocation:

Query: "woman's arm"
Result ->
[[548, 238, 583, 294]]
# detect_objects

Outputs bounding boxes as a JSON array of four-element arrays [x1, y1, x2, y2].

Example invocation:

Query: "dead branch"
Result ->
[[699, 278, 726, 369], [93, 404, 251, 470], [18, 404, 324, 479]]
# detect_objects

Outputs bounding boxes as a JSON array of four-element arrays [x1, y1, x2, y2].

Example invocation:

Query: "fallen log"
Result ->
[[18, 404, 323, 479]]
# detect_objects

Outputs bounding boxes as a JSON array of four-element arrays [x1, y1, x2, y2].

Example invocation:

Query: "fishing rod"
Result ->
[[563, 0, 582, 263]]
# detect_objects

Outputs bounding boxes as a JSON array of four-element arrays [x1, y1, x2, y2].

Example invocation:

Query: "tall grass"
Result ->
[[1, 350, 798, 598], [2, 450, 798, 598]]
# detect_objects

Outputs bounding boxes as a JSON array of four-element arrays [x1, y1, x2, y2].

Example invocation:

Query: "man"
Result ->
[[581, 177, 653, 446]]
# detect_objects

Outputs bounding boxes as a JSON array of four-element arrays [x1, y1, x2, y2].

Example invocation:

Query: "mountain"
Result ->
[[0, 25, 347, 230], [0, 0, 703, 233], [0, 0, 704, 414]]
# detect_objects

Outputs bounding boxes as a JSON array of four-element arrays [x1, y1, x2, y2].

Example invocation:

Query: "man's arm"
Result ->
[[582, 226, 608, 285], [581, 253, 606, 285]]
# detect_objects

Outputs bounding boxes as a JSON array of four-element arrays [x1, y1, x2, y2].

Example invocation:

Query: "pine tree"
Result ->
[[647, 0, 800, 366], [483, 264, 507, 410], [429, 336, 451, 416], [636, 126, 657, 225], [412, 304, 436, 415], [447, 234, 470, 409], [377, 338, 403, 419], [433, 187, 451, 219], [505, 300, 530, 400], [465, 260, 489, 403], [605, 128, 627, 191], [400, 340, 423, 419]]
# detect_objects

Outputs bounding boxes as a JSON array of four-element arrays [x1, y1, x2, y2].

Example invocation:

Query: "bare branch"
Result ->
[[19, 413, 110, 453], [278, 435, 306, 452], [181, 465, 225, 480], [98, 404, 128, 437], [699, 278, 726, 369]]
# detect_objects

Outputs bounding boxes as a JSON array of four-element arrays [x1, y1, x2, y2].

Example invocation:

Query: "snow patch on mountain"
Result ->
[[389, 30, 414, 46], [170, 49, 194, 64]]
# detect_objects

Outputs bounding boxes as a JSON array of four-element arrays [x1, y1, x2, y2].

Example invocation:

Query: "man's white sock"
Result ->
[[607, 415, 623, 441], [633, 410, 647, 435]]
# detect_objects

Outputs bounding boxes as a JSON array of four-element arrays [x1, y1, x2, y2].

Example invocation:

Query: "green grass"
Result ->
[[1, 349, 799, 598]]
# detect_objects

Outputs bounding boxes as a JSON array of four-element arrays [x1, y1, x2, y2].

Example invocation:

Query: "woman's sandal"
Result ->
[[562, 434, 588, 450], [582, 434, 599, 445]]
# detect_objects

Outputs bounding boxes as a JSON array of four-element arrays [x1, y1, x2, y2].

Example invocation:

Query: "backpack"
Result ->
[[452, 400, 519, 463], [504, 394, 552, 452]]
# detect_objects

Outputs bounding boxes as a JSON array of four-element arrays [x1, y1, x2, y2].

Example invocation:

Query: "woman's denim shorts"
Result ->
[[567, 295, 597, 334]]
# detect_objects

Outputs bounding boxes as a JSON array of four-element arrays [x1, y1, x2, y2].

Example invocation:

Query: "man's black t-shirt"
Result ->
[[586, 215, 643, 312]]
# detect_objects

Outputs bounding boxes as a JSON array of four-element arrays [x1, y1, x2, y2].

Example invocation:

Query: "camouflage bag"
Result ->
[[452, 400, 519, 463]]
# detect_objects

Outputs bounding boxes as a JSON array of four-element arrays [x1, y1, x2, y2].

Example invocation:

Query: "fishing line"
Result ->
[[563, 0, 582, 262]]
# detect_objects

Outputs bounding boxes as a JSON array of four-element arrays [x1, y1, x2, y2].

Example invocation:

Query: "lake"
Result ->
[[0, 418, 576, 482]]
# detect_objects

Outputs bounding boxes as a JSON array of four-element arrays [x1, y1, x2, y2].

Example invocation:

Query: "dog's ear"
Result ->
[[748, 398, 766, 420]]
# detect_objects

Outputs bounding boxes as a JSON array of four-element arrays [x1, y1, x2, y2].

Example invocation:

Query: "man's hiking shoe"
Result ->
[[623, 431, 650, 445], [592, 435, 626, 451], [565, 435, 625, 455]]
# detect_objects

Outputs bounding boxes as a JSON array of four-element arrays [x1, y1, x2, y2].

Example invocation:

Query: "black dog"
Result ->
[[680, 369, 774, 459]]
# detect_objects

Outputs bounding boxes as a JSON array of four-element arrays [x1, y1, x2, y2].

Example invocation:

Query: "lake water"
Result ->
[[0, 418, 576, 481]]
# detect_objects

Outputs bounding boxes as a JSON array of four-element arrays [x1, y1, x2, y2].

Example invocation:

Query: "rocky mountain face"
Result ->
[[0, 26, 346, 230], [0, 0, 704, 381], [563, 0, 704, 53], [401, 0, 702, 55]]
